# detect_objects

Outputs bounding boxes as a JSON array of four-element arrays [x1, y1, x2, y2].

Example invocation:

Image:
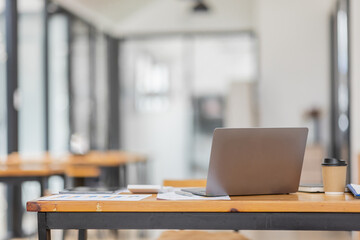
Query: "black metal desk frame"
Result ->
[[37, 211, 360, 240], [1, 175, 49, 239]]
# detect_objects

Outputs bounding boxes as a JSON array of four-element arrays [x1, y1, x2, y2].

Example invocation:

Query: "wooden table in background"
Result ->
[[0, 155, 65, 238], [28, 192, 360, 240], [64, 151, 147, 187], [0, 150, 147, 189], [1, 151, 147, 238]]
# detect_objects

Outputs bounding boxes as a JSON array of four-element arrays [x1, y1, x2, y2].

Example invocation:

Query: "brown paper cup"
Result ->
[[322, 165, 347, 195]]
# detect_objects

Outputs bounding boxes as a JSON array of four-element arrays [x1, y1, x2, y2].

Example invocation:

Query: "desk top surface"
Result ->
[[0, 166, 64, 177], [65, 151, 145, 166], [27, 192, 360, 213]]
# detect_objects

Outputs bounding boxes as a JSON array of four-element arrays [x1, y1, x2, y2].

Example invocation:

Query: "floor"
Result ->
[[9, 229, 353, 240]]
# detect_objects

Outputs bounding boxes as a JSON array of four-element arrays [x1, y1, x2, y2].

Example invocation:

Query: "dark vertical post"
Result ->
[[78, 229, 87, 240], [89, 26, 97, 150], [44, 0, 50, 151], [40, 176, 49, 196], [330, 0, 351, 182], [104, 36, 121, 187], [345, 0, 351, 182], [330, 14, 338, 158], [67, 14, 74, 151], [5, 0, 22, 238], [6, 0, 18, 154], [6, 184, 22, 238], [106, 36, 120, 150]]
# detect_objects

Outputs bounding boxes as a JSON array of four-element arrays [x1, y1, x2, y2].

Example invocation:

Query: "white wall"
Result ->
[[254, 0, 335, 146], [191, 34, 256, 95], [350, 0, 360, 183]]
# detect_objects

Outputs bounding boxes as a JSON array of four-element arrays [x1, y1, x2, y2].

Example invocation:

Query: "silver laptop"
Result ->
[[184, 128, 308, 196]]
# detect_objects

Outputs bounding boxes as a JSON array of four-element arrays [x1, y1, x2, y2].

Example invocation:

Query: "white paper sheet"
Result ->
[[38, 194, 151, 201], [157, 189, 230, 201]]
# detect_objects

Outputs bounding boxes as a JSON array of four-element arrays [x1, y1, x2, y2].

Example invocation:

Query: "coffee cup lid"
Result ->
[[322, 158, 347, 166]]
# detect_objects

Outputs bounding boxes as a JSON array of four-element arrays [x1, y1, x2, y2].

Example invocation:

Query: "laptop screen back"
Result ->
[[205, 128, 308, 196]]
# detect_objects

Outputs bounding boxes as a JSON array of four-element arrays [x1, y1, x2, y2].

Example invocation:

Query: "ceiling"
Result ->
[[52, 0, 255, 37]]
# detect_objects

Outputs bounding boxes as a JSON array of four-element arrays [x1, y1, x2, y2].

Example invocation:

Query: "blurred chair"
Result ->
[[158, 230, 249, 240]]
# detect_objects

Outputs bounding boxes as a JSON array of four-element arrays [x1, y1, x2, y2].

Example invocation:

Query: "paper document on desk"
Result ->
[[38, 194, 151, 201], [157, 189, 230, 201]]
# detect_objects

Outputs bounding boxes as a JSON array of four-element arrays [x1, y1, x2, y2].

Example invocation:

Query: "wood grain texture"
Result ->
[[0, 153, 64, 177], [65, 151, 146, 167], [65, 166, 100, 178], [0, 167, 64, 177], [27, 193, 360, 213]]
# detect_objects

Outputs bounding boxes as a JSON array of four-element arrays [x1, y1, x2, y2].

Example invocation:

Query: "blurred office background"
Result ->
[[0, 0, 360, 239]]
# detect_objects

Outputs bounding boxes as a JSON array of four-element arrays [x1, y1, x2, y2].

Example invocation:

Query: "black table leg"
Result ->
[[100, 166, 120, 188], [40, 177, 49, 196], [7, 183, 23, 238], [73, 177, 85, 187], [122, 165, 127, 187], [38, 213, 51, 240], [78, 229, 87, 240]]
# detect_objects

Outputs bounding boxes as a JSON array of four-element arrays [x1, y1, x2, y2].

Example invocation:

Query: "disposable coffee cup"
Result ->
[[322, 158, 347, 195]]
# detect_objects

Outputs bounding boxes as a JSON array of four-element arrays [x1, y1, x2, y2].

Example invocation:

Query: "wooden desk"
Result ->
[[0, 155, 65, 194], [64, 165, 100, 178], [0, 168, 64, 177], [64, 151, 147, 187], [65, 151, 146, 167], [2, 151, 146, 238], [28, 192, 360, 240], [0, 160, 64, 238]]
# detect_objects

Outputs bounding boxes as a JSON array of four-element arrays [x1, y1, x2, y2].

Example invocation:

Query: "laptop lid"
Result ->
[[205, 128, 308, 196]]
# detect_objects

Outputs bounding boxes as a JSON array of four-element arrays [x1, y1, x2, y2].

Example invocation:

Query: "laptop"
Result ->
[[183, 128, 308, 196]]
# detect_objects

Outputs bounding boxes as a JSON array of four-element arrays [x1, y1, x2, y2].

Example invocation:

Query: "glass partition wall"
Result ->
[[18, 0, 45, 155], [121, 33, 258, 183], [48, 14, 70, 154]]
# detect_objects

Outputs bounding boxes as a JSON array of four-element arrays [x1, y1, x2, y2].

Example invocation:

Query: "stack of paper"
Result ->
[[157, 189, 230, 201], [39, 194, 151, 201]]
